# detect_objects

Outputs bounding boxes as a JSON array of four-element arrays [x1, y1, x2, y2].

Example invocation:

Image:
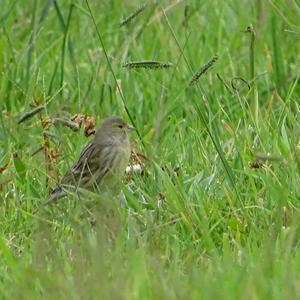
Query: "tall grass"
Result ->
[[0, 0, 300, 298]]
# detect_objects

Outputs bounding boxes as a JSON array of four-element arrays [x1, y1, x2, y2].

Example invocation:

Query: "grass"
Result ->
[[0, 0, 300, 298]]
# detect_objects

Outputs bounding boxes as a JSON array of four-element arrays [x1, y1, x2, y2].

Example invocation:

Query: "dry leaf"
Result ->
[[50, 148, 60, 160], [131, 146, 147, 164], [43, 132, 59, 187], [157, 191, 165, 208], [41, 116, 53, 129], [2, 111, 9, 120], [71, 114, 85, 128], [0, 160, 11, 174], [84, 115, 95, 136], [71, 114, 95, 136], [249, 161, 263, 169]]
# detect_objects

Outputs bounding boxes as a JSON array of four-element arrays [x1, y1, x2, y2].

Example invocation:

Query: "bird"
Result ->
[[46, 116, 134, 204]]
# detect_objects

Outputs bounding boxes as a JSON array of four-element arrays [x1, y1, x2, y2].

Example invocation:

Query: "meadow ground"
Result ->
[[0, 0, 300, 299]]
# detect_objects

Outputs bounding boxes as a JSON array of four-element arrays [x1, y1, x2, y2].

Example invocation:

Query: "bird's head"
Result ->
[[96, 116, 134, 140]]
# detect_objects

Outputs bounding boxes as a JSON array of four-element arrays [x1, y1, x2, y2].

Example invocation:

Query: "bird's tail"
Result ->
[[45, 185, 66, 205]]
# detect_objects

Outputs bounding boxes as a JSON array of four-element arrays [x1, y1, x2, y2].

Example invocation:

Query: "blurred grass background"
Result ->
[[0, 0, 300, 298]]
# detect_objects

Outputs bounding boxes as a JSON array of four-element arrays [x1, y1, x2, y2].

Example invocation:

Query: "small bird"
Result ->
[[47, 116, 134, 204]]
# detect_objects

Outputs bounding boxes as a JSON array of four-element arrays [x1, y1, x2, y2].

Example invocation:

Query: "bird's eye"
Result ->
[[118, 124, 123, 128]]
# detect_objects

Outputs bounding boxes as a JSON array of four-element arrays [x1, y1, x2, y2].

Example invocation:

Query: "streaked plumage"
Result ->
[[47, 116, 134, 204]]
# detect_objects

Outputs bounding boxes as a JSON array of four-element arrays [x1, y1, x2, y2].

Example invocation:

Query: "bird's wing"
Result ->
[[61, 140, 113, 188]]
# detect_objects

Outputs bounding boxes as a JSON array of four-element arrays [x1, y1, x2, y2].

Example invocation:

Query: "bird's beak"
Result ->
[[126, 124, 135, 132]]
